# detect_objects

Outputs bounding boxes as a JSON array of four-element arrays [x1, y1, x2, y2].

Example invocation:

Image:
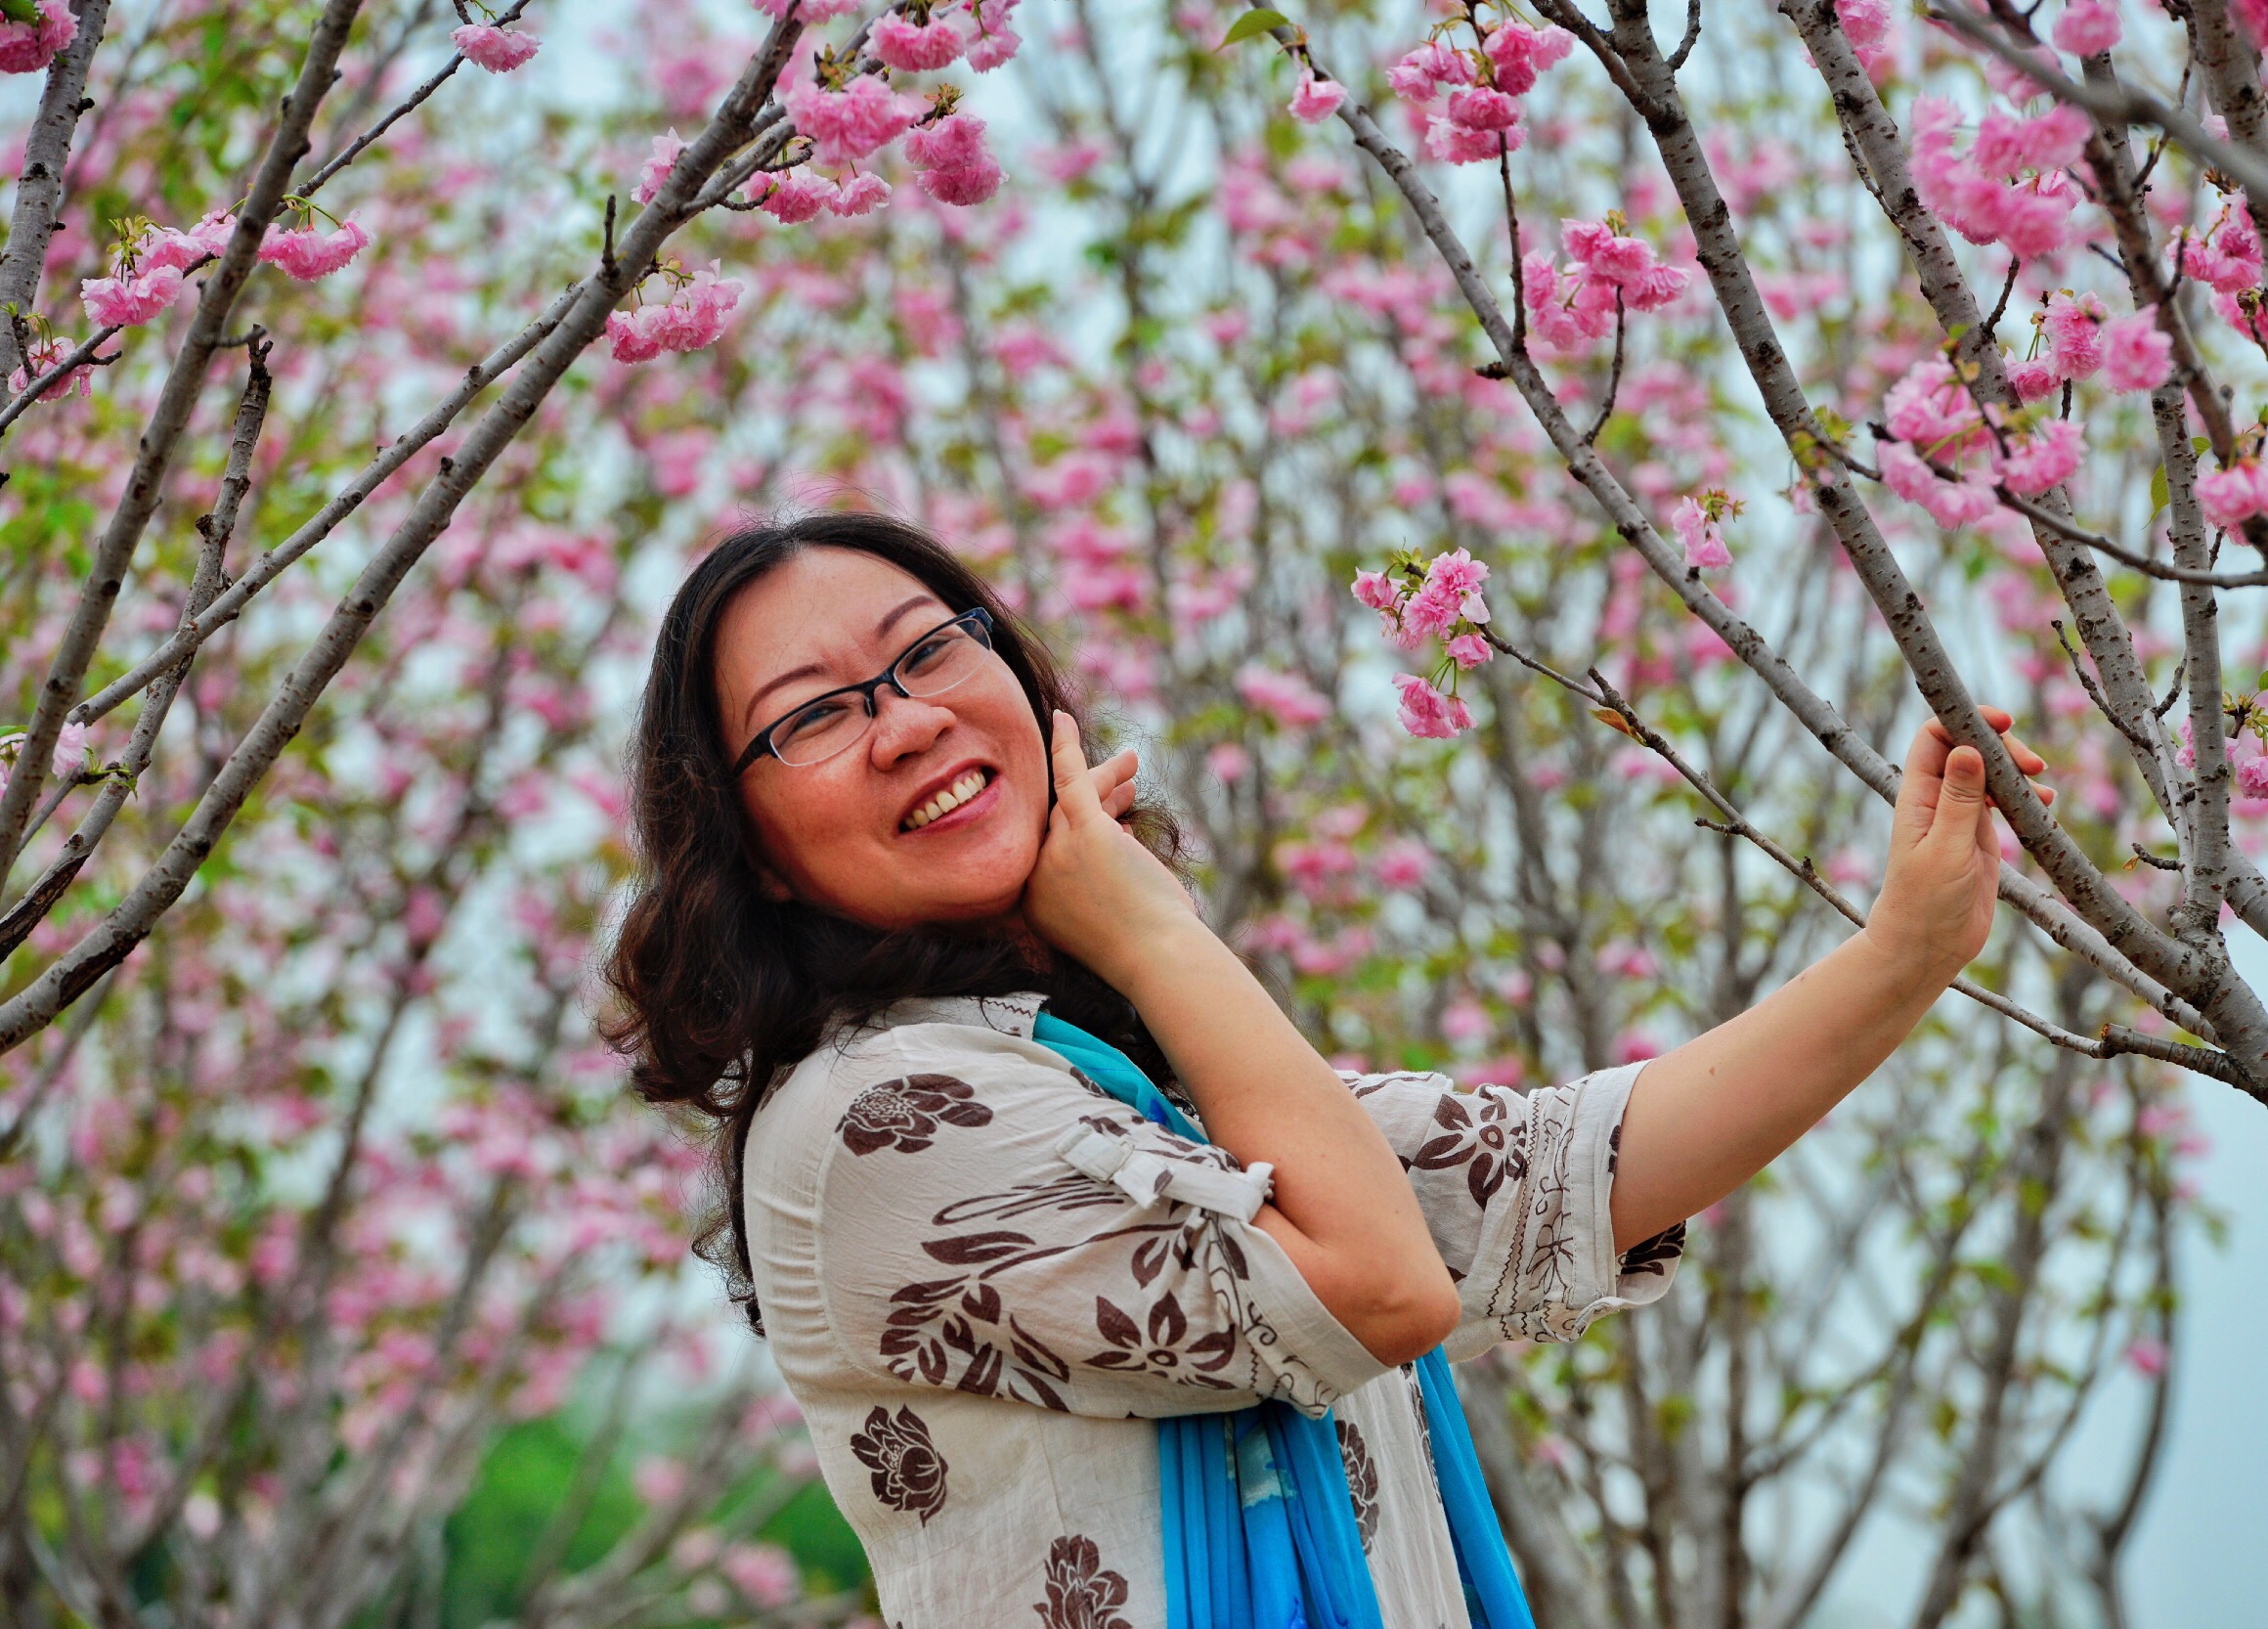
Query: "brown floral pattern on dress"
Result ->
[[1088, 1286, 1238, 1389], [1033, 1535, 1134, 1629], [837, 1074, 992, 1156], [1618, 1219, 1686, 1279], [848, 1405, 949, 1525], [1336, 1418, 1380, 1552], [1410, 1085, 1530, 1210]]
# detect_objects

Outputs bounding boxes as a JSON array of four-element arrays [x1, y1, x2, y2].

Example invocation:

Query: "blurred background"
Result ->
[[3, 0, 2262, 1622]]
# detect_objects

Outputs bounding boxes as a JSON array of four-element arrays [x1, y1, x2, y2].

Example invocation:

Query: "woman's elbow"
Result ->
[[1340, 1266, 1461, 1367]]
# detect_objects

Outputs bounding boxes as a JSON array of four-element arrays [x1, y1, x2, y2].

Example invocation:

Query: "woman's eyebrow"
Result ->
[[740, 594, 947, 727]]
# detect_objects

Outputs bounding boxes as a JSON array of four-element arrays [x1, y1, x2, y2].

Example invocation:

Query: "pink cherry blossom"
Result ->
[[1424, 546, 1491, 619], [2043, 289, 2108, 379], [1443, 85, 1520, 131], [139, 210, 237, 272], [2235, 0, 2268, 45], [9, 334, 93, 401], [872, 13, 964, 71], [1878, 439, 1997, 528], [789, 74, 918, 166], [959, 0, 1023, 70], [258, 218, 370, 281], [1910, 97, 2080, 256], [1992, 418, 2084, 496], [451, 22, 540, 71], [1351, 568, 1402, 613], [1425, 116, 1519, 164], [2124, 1336, 2167, 1377], [1391, 672, 1474, 739], [1288, 70, 1346, 124], [2051, 0, 2120, 55], [81, 263, 186, 327], [632, 129, 685, 205], [1884, 356, 1985, 457], [2100, 313, 2172, 391], [1672, 496, 1733, 569], [604, 264, 743, 364], [754, 170, 836, 224], [1387, 41, 1473, 101], [0, 0, 74, 73], [1236, 664, 1331, 728], [1481, 22, 1572, 95], [2195, 461, 2267, 529], [829, 172, 891, 216], [2007, 356, 2060, 401], [1446, 632, 1494, 668], [903, 112, 1003, 205]]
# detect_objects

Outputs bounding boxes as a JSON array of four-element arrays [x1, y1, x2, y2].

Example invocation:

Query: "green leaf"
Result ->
[[0, 0, 39, 26], [1220, 8, 1289, 47], [2151, 462, 2169, 514]]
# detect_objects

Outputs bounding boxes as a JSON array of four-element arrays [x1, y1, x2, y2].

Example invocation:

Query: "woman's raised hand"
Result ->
[[1022, 711, 1199, 987], [1864, 705, 2052, 988]]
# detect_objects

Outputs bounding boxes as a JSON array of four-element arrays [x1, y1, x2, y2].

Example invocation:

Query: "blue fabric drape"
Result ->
[[1030, 1012, 1537, 1629]]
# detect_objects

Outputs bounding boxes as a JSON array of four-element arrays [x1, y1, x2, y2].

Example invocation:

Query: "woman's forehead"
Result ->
[[716, 550, 947, 711]]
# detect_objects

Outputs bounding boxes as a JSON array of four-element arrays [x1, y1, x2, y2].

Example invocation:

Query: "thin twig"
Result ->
[[0, 329, 121, 438]]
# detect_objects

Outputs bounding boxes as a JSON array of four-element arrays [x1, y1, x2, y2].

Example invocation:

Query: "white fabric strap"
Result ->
[[1053, 1125, 1273, 1224]]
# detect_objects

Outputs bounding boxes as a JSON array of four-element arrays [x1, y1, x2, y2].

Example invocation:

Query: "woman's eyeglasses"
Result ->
[[731, 607, 998, 774]]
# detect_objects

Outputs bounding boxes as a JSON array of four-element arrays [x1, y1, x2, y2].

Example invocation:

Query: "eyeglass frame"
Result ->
[[727, 606, 999, 778]]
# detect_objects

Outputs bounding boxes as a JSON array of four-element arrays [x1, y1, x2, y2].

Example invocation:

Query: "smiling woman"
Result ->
[[601, 510, 2046, 1629]]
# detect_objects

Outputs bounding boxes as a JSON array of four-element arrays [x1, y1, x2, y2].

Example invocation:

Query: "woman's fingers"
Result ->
[[1921, 707, 2052, 801], [1049, 711, 1106, 824]]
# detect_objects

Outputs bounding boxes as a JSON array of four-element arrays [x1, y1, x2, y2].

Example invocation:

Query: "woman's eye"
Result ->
[[901, 636, 953, 674], [780, 700, 850, 740]]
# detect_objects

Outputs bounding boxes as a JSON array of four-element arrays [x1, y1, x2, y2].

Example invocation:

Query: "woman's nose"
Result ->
[[866, 686, 954, 764]]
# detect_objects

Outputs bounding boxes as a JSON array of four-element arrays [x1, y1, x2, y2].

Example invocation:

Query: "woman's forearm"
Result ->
[[1113, 918, 1461, 1363], [1606, 926, 1946, 1252]]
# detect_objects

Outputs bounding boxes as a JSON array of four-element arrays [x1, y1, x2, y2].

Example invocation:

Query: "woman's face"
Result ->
[[713, 547, 1051, 930]]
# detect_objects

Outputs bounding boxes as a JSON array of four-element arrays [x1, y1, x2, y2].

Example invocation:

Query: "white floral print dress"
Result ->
[[741, 992, 1682, 1629]]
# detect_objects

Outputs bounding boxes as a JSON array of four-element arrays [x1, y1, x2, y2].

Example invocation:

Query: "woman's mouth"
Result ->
[[900, 768, 996, 832]]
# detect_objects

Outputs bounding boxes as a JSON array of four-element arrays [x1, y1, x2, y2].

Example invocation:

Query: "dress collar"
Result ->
[[873, 991, 1046, 1038]]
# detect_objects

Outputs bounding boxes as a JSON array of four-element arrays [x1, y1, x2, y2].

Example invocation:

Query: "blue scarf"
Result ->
[[1032, 1012, 1538, 1629]]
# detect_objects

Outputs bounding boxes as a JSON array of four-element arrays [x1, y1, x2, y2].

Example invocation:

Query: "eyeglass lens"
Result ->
[[769, 619, 992, 767]]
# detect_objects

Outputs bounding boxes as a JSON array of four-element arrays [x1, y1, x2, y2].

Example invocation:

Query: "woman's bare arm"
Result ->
[[1608, 710, 2050, 1252], [1024, 712, 1461, 1366]]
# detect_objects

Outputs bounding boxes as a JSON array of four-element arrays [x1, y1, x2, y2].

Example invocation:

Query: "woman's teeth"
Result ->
[[902, 770, 990, 831]]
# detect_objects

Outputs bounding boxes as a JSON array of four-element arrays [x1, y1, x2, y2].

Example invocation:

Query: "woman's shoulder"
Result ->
[[753, 991, 1066, 1149]]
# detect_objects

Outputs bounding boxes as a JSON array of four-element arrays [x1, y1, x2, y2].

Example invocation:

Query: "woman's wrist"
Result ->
[[1851, 922, 1963, 1006]]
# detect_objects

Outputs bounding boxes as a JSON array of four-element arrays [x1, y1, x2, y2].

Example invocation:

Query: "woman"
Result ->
[[605, 512, 2049, 1628]]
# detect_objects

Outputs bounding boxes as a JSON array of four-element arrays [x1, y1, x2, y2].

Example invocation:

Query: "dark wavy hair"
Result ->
[[601, 511, 1180, 1332]]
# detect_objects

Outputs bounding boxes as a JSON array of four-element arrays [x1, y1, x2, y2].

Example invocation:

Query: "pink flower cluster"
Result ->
[[1354, 550, 1498, 738], [1288, 70, 1347, 124], [9, 334, 93, 402], [1236, 664, 1331, 728], [1671, 496, 1732, 569], [1520, 217, 1687, 353], [604, 265, 743, 363], [788, 75, 918, 166], [2020, 292, 2171, 397], [1390, 23, 1571, 164], [2195, 460, 2268, 529], [452, 22, 541, 72], [750, 169, 891, 222], [1392, 673, 1473, 739], [2051, 0, 2120, 55], [0, 0, 73, 73], [632, 129, 685, 204], [1875, 355, 2095, 525], [1910, 96, 2086, 257], [2172, 208, 2264, 335], [80, 211, 237, 327], [258, 218, 371, 281], [903, 113, 1002, 206], [873, 11, 964, 71]]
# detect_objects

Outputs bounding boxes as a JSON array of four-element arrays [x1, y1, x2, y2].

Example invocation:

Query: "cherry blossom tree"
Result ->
[[0, 0, 2236, 1621]]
